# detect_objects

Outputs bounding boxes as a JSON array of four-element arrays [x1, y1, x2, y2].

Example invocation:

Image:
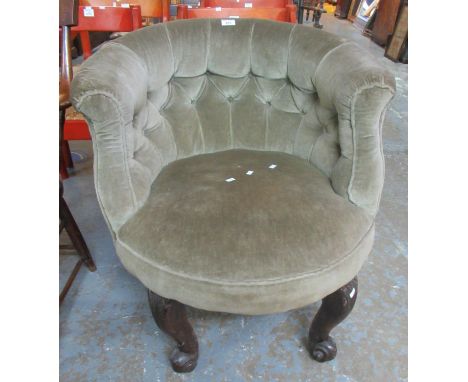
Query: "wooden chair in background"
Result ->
[[177, 3, 297, 22], [59, 0, 96, 304], [61, 3, 144, 178], [199, 0, 293, 7], [82, 0, 170, 23], [297, 0, 326, 26], [72, 4, 143, 60]]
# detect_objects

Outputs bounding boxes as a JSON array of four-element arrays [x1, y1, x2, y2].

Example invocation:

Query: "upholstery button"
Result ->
[[227, 96, 234, 102], [266, 101, 271, 106], [191, 99, 196, 104]]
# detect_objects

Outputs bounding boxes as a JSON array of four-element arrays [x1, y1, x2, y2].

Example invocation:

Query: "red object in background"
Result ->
[[81, 0, 170, 21], [200, 0, 293, 7], [72, 5, 142, 60], [177, 4, 297, 23], [64, 120, 92, 141], [63, 5, 143, 143]]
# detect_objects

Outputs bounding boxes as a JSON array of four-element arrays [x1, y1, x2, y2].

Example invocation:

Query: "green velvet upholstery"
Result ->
[[71, 19, 395, 314]]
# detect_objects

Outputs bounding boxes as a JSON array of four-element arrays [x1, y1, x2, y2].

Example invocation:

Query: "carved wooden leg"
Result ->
[[148, 290, 198, 373], [308, 277, 358, 362]]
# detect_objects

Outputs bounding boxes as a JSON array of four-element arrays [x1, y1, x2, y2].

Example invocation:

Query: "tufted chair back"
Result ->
[[71, 19, 395, 232]]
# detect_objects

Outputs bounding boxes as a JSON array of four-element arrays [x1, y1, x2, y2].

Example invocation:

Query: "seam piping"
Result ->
[[249, 21, 255, 73], [347, 85, 395, 209], [313, 42, 352, 86], [107, 42, 149, 76], [116, 222, 375, 287], [163, 24, 176, 75], [264, 105, 269, 149], [286, 23, 297, 81], [206, 20, 211, 72], [75, 92, 138, 220]]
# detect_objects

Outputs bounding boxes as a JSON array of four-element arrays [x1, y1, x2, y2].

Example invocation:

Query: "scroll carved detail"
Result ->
[[308, 277, 358, 362]]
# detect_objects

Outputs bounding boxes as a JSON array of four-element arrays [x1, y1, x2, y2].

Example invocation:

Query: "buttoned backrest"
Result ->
[[72, 19, 395, 231]]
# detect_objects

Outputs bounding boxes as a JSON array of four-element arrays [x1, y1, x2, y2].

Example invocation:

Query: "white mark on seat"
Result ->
[[268, 164, 277, 169], [246, 170, 254, 175], [225, 177, 236, 183]]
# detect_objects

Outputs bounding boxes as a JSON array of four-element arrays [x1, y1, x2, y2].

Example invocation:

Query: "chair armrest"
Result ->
[[71, 42, 149, 232], [314, 43, 396, 216]]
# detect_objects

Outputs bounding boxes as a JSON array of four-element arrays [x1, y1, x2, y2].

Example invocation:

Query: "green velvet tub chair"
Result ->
[[71, 18, 395, 372]]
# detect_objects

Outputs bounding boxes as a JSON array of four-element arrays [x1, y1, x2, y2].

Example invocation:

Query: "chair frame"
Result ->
[[69, 14, 395, 374]]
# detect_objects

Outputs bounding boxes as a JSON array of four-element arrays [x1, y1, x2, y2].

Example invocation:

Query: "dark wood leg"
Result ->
[[308, 277, 358, 362], [148, 290, 199, 373], [62, 140, 74, 169], [59, 182, 96, 272], [59, 109, 69, 180], [312, 0, 326, 29], [297, 0, 304, 24]]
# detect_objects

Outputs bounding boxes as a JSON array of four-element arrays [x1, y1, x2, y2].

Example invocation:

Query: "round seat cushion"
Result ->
[[116, 150, 374, 315]]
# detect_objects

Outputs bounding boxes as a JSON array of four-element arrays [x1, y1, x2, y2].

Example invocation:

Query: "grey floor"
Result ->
[[60, 13, 408, 382]]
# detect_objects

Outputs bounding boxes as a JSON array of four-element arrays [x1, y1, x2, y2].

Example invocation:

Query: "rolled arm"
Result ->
[[71, 42, 149, 232], [314, 42, 396, 216]]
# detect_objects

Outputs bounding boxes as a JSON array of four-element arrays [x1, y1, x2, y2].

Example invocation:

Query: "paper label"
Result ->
[[229, 15, 239, 18], [221, 19, 236, 26], [99, 6, 106, 9], [245, 3, 253, 8], [350, 288, 356, 298], [83, 7, 94, 17], [121, 3, 130, 8], [215, 6, 222, 11]]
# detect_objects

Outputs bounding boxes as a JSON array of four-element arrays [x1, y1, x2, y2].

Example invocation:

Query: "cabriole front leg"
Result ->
[[148, 290, 199, 373], [308, 277, 358, 362]]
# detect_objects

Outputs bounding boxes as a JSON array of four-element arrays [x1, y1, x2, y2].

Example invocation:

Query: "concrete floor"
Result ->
[[60, 13, 408, 382]]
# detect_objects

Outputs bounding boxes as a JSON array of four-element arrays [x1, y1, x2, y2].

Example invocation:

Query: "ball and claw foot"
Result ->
[[308, 277, 358, 363]]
